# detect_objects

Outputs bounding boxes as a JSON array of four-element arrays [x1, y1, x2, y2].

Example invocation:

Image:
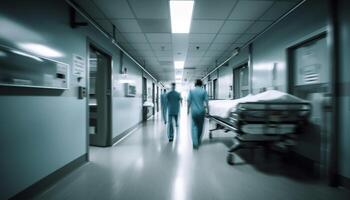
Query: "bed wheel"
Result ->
[[227, 153, 234, 165], [209, 132, 213, 139]]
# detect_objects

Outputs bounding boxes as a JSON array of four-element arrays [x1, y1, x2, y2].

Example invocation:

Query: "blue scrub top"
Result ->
[[161, 93, 167, 108], [166, 90, 181, 115], [188, 86, 208, 115]]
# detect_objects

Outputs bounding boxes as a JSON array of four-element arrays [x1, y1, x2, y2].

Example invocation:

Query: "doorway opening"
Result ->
[[213, 78, 218, 99], [88, 45, 112, 147], [233, 63, 249, 99]]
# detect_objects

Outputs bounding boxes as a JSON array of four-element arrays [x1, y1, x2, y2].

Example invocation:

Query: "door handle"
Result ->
[[106, 89, 111, 96]]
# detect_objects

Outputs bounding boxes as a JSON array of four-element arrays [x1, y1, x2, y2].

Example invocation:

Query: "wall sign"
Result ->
[[72, 54, 85, 78]]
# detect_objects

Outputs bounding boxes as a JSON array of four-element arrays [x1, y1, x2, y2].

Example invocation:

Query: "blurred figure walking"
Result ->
[[160, 89, 167, 124], [166, 83, 182, 142], [187, 79, 209, 149]]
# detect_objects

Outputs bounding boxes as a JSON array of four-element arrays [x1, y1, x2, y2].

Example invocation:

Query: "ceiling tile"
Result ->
[[130, 43, 153, 50], [139, 51, 156, 57], [138, 19, 171, 33], [123, 33, 147, 43], [260, 1, 296, 21], [209, 43, 231, 51], [236, 34, 256, 44], [192, 0, 238, 20], [190, 20, 225, 33], [213, 33, 240, 43], [154, 50, 173, 57], [188, 43, 211, 52], [128, 0, 169, 19], [245, 21, 273, 34], [150, 43, 172, 51], [93, 0, 134, 19], [187, 50, 206, 58], [205, 49, 223, 57], [112, 19, 142, 33], [75, 0, 105, 19], [220, 20, 253, 34], [146, 33, 172, 43], [95, 20, 114, 35], [229, 1, 274, 20], [157, 56, 173, 61], [189, 34, 216, 43]]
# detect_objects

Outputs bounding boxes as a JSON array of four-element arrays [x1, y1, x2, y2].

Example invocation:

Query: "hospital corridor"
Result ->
[[1, 0, 350, 199]]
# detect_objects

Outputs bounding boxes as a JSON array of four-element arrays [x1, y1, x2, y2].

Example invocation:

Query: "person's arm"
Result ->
[[187, 91, 191, 115], [179, 93, 183, 105], [204, 91, 209, 115]]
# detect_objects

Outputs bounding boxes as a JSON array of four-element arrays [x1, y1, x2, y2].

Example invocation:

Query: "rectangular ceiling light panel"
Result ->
[[170, 1, 194, 33], [174, 61, 185, 69]]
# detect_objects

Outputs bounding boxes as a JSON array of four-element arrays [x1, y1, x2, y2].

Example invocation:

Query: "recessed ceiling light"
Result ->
[[174, 61, 184, 69], [170, 0, 194, 33]]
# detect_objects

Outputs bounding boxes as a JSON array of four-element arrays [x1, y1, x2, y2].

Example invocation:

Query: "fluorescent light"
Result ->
[[19, 43, 63, 57], [170, 1, 194, 33], [174, 61, 184, 69]]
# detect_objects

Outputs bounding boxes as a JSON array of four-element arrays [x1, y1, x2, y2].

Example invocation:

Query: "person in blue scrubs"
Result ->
[[160, 89, 167, 124], [166, 83, 182, 142], [187, 79, 209, 149]]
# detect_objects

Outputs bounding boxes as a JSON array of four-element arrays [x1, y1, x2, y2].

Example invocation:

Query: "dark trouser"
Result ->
[[167, 114, 178, 139], [191, 112, 205, 148], [162, 107, 167, 124]]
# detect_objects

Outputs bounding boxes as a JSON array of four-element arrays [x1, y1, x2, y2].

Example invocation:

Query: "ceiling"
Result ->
[[74, 0, 301, 83]]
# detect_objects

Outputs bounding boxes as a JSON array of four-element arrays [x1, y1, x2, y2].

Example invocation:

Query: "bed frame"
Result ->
[[207, 101, 312, 165]]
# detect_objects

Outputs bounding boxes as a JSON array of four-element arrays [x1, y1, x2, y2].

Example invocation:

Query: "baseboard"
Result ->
[[10, 153, 88, 200], [339, 175, 350, 190], [112, 121, 142, 144]]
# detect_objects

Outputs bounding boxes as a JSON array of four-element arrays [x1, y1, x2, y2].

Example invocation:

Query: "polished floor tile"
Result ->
[[35, 108, 350, 200]]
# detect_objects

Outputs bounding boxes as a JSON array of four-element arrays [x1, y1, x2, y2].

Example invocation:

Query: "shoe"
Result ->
[[193, 145, 199, 150], [169, 138, 173, 142]]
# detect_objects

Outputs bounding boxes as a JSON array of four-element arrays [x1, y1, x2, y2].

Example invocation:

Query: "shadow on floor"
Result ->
[[201, 135, 321, 184]]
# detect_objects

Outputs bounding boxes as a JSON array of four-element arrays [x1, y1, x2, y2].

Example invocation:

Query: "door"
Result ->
[[152, 82, 155, 115], [156, 86, 159, 113], [233, 64, 249, 99], [289, 34, 331, 177], [89, 46, 112, 147], [208, 81, 213, 99], [142, 77, 148, 121], [213, 79, 218, 99]]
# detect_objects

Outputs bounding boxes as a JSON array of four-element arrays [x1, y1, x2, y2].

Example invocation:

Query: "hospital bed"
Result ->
[[207, 90, 311, 165]]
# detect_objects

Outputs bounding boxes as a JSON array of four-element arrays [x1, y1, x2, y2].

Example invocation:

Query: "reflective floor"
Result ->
[[35, 107, 350, 200]]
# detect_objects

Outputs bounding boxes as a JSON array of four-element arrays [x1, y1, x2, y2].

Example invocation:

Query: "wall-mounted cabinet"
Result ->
[[0, 45, 69, 89]]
